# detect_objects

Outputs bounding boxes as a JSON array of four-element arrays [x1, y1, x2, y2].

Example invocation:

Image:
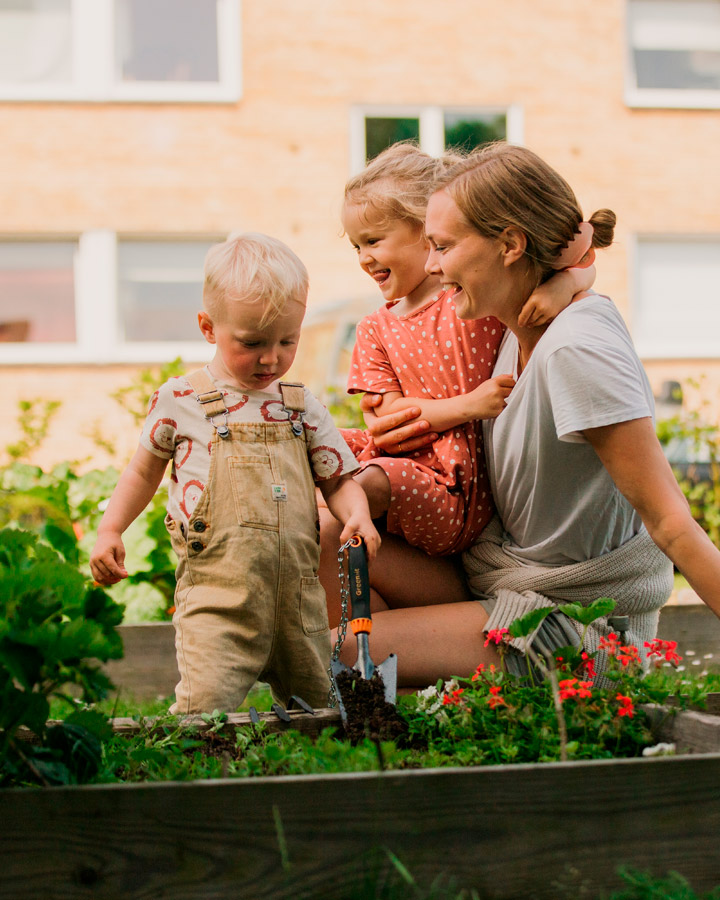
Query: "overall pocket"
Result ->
[[300, 575, 329, 636], [228, 456, 279, 530]]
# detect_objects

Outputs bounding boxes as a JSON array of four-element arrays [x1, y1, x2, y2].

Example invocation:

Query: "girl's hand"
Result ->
[[90, 532, 129, 585], [466, 374, 515, 419], [518, 264, 596, 328], [360, 393, 438, 455], [339, 516, 382, 562]]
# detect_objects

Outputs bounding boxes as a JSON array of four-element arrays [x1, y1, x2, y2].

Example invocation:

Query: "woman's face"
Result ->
[[424, 189, 505, 320]]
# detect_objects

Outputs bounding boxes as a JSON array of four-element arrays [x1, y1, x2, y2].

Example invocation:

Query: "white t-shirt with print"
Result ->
[[483, 293, 655, 566], [140, 367, 358, 527]]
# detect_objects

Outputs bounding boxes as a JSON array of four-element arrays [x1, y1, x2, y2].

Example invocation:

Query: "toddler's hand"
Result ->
[[467, 375, 515, 419], [90, 532, 129, 585], [518, 289, 557, 328], [340, 517, 382, 562]]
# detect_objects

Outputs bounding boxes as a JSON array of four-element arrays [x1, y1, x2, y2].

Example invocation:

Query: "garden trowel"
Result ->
[[330, 535, 397, 725]]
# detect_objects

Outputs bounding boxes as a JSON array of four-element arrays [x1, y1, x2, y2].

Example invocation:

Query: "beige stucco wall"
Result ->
[[1, 0, 719, 470]]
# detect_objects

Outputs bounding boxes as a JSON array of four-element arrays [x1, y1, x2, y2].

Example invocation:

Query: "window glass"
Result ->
[[365, 117, 420, 162], [115, 0, 219, 83], [629, 0, 720, 90], [0, 0, 72, 85], [635, 238, 720, 356], [0, 241, 76, 342], [118, 241, 214, 342], [444, 112, 507, 153]]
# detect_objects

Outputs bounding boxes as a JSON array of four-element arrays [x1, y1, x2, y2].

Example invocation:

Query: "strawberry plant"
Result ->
[[0, 528, 124, 785]]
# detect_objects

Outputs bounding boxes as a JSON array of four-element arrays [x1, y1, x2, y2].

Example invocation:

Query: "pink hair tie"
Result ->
[[552, 221, 595, 270]]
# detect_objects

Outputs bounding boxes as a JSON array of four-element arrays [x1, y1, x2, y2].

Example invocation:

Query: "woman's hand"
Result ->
[[360, 393, 438, 455]]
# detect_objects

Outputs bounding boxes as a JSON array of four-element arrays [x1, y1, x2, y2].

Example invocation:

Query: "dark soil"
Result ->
[[334, 669, 408, 745]]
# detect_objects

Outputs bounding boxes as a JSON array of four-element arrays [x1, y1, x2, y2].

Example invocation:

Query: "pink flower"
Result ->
[[487, 685, 506, 709], [484, 628, 510, 648], [580, 652, 596, 680], [644, 639, 682, 666], [616, 693, 635, 718]]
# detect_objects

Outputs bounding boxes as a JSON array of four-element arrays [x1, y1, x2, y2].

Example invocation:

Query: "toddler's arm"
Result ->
[[363, 373, 516, 434], [90, 446, 169, 585], [318, 473, 381, 560], [517, 264, 596, 328]]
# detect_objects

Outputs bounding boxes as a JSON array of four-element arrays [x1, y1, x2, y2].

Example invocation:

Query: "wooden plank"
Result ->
[[658, 604, 720, 672], [2, 755, 720, 899], [644, 704, 720, 754], [108, 707, 342, 737]]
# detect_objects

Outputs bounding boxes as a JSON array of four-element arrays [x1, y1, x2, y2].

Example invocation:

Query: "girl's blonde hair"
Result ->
[[203, 232, 308, 326], [344, 141, 462, 228], [433, 142, 616, 286]]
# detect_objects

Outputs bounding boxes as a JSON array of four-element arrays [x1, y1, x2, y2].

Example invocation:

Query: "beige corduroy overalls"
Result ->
[[166, 371, 331, 714]]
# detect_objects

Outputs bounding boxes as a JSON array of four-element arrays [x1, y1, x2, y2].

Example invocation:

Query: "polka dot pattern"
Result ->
[[346, 290, 504, 555]]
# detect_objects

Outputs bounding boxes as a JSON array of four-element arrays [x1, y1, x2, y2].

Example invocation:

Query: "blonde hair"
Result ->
[[433, 142, 616, 286], [203, 232, 309, 326], [344, 141, 462, 228]]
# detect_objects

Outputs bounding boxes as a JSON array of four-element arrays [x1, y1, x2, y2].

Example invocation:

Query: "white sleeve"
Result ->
[[139, 382, 180, 459], [546, 341, 654, 443], [304, 390, 360, 481]]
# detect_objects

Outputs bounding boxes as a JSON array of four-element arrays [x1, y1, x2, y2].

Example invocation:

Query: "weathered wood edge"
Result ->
[[3, 753, 720, 900]]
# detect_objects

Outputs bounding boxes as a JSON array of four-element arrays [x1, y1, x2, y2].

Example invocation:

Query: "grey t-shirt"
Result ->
[[483, 293, 655, 565]]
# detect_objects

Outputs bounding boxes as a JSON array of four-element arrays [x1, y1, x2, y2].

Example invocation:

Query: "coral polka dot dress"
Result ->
[[344, 290, 505, 556]]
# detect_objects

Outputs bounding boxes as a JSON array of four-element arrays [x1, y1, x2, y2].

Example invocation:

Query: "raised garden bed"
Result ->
[[4, 698, 720, 900]]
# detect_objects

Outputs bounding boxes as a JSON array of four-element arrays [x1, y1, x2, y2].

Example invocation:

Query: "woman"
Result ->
[[322, 142, 720, 687]]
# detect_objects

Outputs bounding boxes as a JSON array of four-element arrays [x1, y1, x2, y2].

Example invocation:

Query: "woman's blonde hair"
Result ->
[[433, 142, 616, 286], [203, 232, 308, 326], [344, 141, 462, 228]]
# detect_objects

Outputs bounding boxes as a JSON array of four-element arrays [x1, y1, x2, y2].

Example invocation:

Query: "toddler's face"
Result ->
[[342, 202, 430, 304], [199, 297, 305, 391]]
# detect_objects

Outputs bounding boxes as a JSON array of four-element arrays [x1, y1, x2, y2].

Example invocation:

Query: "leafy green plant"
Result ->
[[109, 357, 186, 427], [656, 387, 720, 549], [4, 398, 61, 464], [0, 528, 124, 785], [325, 387, 366, 429]]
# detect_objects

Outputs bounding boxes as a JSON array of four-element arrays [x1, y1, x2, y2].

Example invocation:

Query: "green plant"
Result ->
[[325, 387, 366, 429], [4, 398, 61, 464], [109, 357, 186, 427], [0, 528, 124, 785], [656, 386, 720, 549]]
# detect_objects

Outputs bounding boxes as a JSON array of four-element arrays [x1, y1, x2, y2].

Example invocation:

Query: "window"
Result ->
[[626, 0, 720, 107], [633, 236, 720, 358], [0, 0, 241, 102], [0, 240, 77, 343], [0, 233, 220, 364], [350, 105, 523, 172]]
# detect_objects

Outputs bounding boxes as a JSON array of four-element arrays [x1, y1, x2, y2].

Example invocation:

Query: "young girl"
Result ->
[[339, 142, 595, 556]]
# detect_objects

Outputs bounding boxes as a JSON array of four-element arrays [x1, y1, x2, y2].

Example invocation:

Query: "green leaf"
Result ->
[[557, 597, 617, 626], [508, 607, 553, 639]]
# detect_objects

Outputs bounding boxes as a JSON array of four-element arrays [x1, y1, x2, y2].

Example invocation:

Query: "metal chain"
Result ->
[[327, 537, 354, 707]]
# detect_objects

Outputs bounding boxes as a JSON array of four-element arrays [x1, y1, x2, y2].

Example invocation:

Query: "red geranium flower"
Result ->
[[484, 628, 510, 648], [616, 693, 635, 718], [487, 685, 506, 708]]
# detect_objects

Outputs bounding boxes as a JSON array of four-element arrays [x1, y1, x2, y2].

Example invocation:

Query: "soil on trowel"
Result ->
[[334, 669, 407, 745]]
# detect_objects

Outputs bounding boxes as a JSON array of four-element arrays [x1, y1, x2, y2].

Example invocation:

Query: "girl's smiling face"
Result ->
[[342, 201, 434, 306], [424, 189, 506, 320]]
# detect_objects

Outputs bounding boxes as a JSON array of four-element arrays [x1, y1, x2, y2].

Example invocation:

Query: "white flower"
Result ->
[[642, 742, 676, 757]]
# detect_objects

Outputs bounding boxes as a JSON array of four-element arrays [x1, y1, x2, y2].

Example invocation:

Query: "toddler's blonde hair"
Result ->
[[203, 232, 308, 326], [344, 142, 462, 229]]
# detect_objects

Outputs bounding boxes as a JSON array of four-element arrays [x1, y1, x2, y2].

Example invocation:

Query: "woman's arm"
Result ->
[[584, 416, 720, 619], [359, 394, 437, 455], [365, 373, 515, 433]]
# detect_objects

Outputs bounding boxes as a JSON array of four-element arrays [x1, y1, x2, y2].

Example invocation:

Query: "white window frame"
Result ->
[[625, 0, 720, 109], [349, 104, 524, 173], [0, 0, 241, 103], [630, 233, 720, 358], [0, 231, 220, 365]]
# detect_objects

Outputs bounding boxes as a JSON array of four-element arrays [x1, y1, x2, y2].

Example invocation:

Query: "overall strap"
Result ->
[[186, 369, 230, 438], [279, 381, 307, 437]]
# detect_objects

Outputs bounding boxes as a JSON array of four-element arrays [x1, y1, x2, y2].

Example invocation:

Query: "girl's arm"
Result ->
[[363, 373, 516, 434], [518, 264, 596, 328], [584, 416, 720, 619], [90, 446, 169, 585], [318, 472, 381, 560]]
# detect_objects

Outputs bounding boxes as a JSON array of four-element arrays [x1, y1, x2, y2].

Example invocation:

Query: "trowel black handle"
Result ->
[[347, 535, 372, 630]]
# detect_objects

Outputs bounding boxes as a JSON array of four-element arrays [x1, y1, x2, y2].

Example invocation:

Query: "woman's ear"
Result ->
[[198, 311, 217, 344], [499, 226, 527, 267]]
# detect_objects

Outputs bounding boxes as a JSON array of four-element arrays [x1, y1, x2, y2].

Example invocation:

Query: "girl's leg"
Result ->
[[336, 600, 499, 689]]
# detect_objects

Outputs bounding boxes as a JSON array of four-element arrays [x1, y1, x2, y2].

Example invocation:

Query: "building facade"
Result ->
[[1, 0, 719, 468]]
